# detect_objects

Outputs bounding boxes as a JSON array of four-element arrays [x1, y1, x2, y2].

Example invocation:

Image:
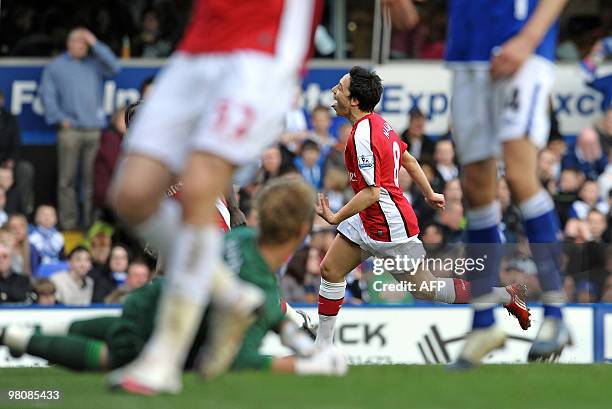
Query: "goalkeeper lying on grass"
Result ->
[[1, 176, 347, 378]]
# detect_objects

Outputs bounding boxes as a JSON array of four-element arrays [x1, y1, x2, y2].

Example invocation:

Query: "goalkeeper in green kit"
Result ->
[[1, 176, 347, 381]]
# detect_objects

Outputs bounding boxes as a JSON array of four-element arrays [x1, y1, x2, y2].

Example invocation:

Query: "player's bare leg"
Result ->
[[391, 265, 470, 303], [110, 154, 180, 260], [503, 139, 569, 359], [111, 152, 249, 393], [391, 266, 530, 329], [315, 234, 363, 348]]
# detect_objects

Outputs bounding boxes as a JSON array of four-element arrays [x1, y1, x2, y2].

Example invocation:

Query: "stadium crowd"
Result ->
[[1, 1, 612, 307]]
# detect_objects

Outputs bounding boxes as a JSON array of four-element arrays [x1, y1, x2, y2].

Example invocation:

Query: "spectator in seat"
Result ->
[[554, 167, 583, 227], [7, 214, 32, 275], [33, 279, 57, 306], [279, 86, 309, 162], [0, 187, 8, 226], [324, 122, 351, 173], [308, 105, 335, 152], [562, 127, 607, 181], [94, 107, 127, 211], [256, 145, 287, 184], [0, 90, 34, 216], [322, 168, 350, 213], [569, 180, 609, 220], [281, 247, 309, 303], [90, 243, 129, 303], [400, 108, 435, 161], [131, 8, 172, 58], [436, 200, 464, 244], [294, 139, 326, 191], [29, 205, 65, 276], [104, 258, 152, 304], [39, 27, 120, 229], [50, 246, 93, 306], [587, 209, 608, 243], [596, 107, 612, 155], [0, 167, 24, 215], [576, 280, 598, 303], [433, 139, 458, 183], [399, 167, 414, 203], [0, 242, 31, 304], [538, 148, 560, 195], [86, 221, 113, 267]]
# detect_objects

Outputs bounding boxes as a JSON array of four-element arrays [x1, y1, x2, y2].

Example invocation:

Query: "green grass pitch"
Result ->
[[0, 365, 610, 409]]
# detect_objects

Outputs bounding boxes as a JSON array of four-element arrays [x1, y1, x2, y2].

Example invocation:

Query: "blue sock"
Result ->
[[472, 307, 495, 329], [544, 305, 563, 319], [520, 191, 564, 319], [466, 202, 502, 329]]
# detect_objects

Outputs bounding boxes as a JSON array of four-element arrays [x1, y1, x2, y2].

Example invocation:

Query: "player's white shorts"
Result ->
[[337, 213, 426, 274], [124, 51, 297, 173], [451, 56, 554, 166]]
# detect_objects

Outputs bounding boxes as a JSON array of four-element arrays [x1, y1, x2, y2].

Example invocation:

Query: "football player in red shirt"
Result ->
[[313, 67, 530, 348]]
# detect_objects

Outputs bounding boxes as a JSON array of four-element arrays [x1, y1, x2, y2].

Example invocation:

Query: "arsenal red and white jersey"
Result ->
[[178, 0, 322, 64], [345, 113, 420, 242]]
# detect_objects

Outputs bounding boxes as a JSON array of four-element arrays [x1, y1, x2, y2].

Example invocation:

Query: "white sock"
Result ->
[[210, 263, 260, 316], [43, 321, 72, 336], [284, 303, 305, 327], [315, 279, 346, 347], [492, 287, 512, 304], [542, 290, 565, 305], [141, 224, 221, 370], [472, 292, 498, 311], [133, 199, 181, 259], [433, 277, 455, 303]]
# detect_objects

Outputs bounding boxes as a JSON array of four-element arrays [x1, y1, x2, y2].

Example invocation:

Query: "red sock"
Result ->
[[279, 298, 288, 315], [453, 278, 471, 304], [318, 295, 344, 316]]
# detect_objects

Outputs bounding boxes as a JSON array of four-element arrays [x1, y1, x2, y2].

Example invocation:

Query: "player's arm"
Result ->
[[316, 187, 380, 225], [224, 184, 246, 227], [271, 320, 346, 375], [401, 151, 445, 210], [491, 0, 569, 79], [381, 0, 419, 30]]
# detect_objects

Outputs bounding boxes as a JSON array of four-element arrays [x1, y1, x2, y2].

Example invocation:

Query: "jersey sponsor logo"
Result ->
[[358, 154, 374, 169]]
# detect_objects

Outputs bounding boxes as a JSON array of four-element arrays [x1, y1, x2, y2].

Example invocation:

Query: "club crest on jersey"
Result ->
[[358, 155, 374, 169]]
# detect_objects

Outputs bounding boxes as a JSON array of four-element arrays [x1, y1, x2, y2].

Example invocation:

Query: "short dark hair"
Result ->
[[300, 139, 320, 154], [124, 100, 142, 129], [312, 105, 331, 116], [68, 245, 90, 259], [409, 107, 425, 119], [348, 66, 383, 113]]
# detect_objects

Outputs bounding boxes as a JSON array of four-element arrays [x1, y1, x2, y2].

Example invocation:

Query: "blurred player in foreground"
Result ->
[[313, 67, 530, 348], [445, 0, 570, 367], [108, 0, 322, 394], [1, 177, 347, 381]]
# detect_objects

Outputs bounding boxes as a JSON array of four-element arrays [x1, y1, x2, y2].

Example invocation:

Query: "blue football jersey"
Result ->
[[445, 0, 559, 63]]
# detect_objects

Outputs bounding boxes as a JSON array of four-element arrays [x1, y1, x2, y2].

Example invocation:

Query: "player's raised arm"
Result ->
[[401, 151, 445, 210], [491, 0, 569, 79]]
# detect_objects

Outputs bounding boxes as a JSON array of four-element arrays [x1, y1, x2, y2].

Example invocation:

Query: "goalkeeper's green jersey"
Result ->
[[121, 226, 285, 371]]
